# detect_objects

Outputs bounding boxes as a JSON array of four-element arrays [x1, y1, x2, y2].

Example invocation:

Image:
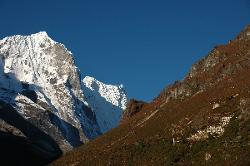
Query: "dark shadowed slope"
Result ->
[[0, 100, 62, 165]]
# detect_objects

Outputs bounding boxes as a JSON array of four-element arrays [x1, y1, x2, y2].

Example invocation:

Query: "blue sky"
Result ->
[[0, 0, 249, 101]]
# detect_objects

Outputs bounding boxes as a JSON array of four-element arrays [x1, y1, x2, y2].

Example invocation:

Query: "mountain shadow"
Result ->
[[0, 65, 90, 148], [0, 100, 62, 166], [48, 112, 83, 147]]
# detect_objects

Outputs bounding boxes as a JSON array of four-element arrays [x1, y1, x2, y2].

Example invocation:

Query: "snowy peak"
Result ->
[[0, 31, 55, 50], [83, 76, 127, 110], [0, 32, 101, 151], [30, 31, 51, 41], [0, 32, 128, 153], [82, 76, 128, 133], [32, 31, 49, 37]]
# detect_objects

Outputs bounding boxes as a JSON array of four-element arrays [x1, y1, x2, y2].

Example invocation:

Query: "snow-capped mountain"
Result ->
[[0, 32, 128, 154], [82, 76, 127, 133]]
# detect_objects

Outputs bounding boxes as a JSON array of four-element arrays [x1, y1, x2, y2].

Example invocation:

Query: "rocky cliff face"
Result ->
[[154, 25, 250, 107], [0, 31, 128, 162], [120, 99, 147, 123]]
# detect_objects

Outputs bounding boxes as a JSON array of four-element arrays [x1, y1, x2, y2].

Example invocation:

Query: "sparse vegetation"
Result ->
[[52, 26, 250, 166]]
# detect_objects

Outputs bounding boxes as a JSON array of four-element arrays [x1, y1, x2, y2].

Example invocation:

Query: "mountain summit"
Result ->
[[0, 32, 128, 165]]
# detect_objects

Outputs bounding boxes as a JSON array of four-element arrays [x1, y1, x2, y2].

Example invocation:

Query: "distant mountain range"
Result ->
[[0, 32, 127, 165], [53, 25, 250, 165]]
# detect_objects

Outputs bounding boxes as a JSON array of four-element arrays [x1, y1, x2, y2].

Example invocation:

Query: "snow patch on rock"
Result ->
[[188, 115, 233, 142], [212, 103, 220, 109]]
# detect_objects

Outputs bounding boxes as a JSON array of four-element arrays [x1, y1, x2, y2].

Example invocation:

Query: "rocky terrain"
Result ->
[[52, 25, 250, 165], [0, 32, 127, 165]]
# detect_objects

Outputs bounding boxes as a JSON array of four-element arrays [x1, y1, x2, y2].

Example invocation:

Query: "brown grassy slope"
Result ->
[[52, 25, 250, 166]]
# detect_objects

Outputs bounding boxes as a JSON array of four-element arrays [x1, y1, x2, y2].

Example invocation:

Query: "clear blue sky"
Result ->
[[0, 0, 249, 101]]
